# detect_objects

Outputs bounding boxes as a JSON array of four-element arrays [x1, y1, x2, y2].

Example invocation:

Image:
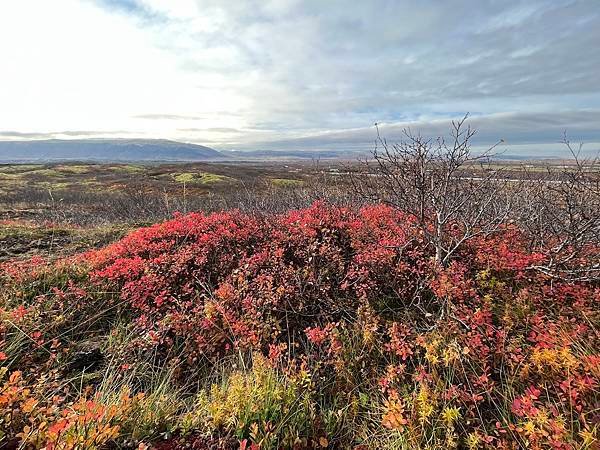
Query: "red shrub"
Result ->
[[2, 202, 598, 448], [86, 203, 421, 358]]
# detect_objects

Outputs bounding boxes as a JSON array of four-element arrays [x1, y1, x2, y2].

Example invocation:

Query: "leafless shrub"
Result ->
[[352, 117, 600, 280], [520, 136, 600, 281], [352, 115, 513, 266], [0, 177, 359, 225]]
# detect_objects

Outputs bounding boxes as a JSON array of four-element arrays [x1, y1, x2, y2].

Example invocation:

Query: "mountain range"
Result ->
[[0, 139, 225, 162], [0, 138, 583, 163], [0, 139, 367, 162]]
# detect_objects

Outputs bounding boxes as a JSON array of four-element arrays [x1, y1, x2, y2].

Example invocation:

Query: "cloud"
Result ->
[[56, 130, 132, 137], [0, 130, 133, 140], [0, 131, 51, 139], [1, 0, 599, 155], [178, 127, 244, 133], [93, 0, 146, 15], [240, 110, 600, 154], [133, 114, 207, 120]]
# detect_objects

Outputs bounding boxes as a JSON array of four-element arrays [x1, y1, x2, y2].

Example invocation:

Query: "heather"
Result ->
[[0, 202, 598, 449]]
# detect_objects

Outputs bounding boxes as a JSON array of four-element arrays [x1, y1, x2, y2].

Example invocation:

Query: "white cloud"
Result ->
[[0, 0, 249, 142], [0, 0, 599, 154]]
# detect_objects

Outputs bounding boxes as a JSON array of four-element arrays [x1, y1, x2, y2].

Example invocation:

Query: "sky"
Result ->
[[1, 0, 599, 155]]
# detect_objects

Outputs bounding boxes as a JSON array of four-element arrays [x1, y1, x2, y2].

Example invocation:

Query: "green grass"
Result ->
[[109, 164, 146, 173], [270, 178, 304, 187], [38, 182, 71, 190], [55, 165, 93, 174], [0, 167, 66, 188], [0, 172, 22, 180], [0, 222, 130, 261], [172, 172, 235, 184], [0, 164, 43, 174], [0, 180, 27, 192], [0, 224, 46, 241], [26, 168, 66, 178]]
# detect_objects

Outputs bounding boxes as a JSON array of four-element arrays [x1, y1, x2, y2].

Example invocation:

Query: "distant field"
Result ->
[[0, 158, 583, 202], [0, 161, 330, 197], [0, 158, 590, 261], [0, 161, 349, 260]]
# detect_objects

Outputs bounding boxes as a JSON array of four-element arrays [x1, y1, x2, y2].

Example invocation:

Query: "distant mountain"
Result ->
[[0, 139, 225, 162], [223, 149, 365, 160]]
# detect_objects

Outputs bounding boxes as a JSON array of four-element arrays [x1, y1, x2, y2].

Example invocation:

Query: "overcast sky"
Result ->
[[1, 0, 599, 154]]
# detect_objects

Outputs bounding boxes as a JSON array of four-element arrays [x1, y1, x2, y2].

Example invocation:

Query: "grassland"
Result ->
[[0, 159, 597, 449], [0, 161, 347, 260], [0, 158, 590, 260], [0, 161, 324, 200]]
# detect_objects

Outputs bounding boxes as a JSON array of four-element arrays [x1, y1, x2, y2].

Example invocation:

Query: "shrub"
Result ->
[[1, 202, 598, 448], [189, 354, 315, 449]]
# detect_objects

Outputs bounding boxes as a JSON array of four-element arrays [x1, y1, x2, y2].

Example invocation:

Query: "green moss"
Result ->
[[172, 172, 234, 184], [39, 182, 71, 190], [55, 165, 93, 174], [199, 173, 235, 184], [110, 165, 146, 173], [172, 172, 196, 183], [270, 178, 304, 187], [0, 173, 22, 180], [27, 168, 66, 178], [0, 164, 43, 173]]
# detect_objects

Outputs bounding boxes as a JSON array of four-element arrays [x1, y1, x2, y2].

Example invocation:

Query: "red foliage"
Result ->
[[86, 203, 422, 358], [80, 203, 598, 363], [3, 202, 597, 448]]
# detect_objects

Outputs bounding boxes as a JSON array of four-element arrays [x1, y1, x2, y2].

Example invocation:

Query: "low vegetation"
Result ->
[[172, 172, 235, 184], [0, 122, 598, 449], [0, 161, 341, 225], [269, 178, 304, 187], [0, 200, 598, 449]]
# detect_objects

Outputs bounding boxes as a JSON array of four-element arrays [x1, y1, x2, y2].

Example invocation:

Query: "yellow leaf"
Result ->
[[22, 398, 38, 413]]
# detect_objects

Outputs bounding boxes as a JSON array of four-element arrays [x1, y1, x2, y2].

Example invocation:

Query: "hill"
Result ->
[[0, 139, 225, 162]]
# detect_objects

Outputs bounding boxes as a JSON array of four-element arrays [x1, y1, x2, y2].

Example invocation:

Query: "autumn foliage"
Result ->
[[1, 202, 598, 449]]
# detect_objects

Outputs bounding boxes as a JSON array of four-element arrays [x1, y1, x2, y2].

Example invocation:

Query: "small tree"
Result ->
[[353, 115, 513, 266], [521, 135, 600, 281]]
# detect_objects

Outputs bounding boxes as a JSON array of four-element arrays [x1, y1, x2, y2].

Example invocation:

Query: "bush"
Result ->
[[1, 202, 598, 448]]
